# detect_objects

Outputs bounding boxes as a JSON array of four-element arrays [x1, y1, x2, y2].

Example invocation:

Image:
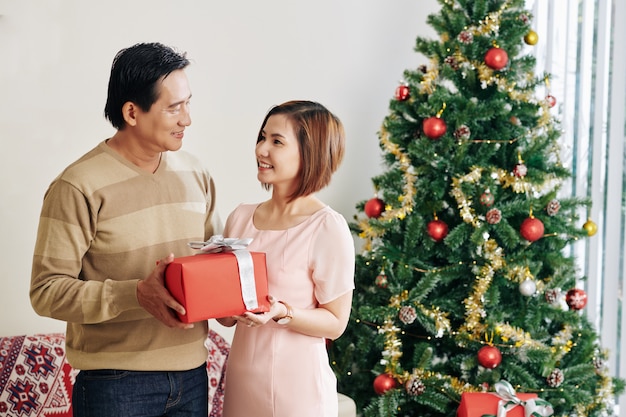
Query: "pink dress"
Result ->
[[222, 203, 355, 417]]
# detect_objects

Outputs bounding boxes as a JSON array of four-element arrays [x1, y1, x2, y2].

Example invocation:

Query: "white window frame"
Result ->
[[527, 0, 626, 413]]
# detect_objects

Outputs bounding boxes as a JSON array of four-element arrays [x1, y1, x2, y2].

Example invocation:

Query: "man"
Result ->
[[30, 42, 221, 416]]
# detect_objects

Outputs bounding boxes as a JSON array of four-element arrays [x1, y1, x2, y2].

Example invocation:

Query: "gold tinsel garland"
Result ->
[[419, 59, 439, 95], [379, 318, 403, 370], [457, 238, 505, 336], [358, 124, 416, 249]]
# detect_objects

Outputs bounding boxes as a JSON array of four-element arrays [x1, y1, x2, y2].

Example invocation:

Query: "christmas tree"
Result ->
[[330, 1, 625, 416]]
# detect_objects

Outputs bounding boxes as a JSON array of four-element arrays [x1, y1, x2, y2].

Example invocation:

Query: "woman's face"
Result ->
[[255, 114, 301, 190]]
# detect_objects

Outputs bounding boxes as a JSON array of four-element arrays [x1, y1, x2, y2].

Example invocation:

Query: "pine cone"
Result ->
[[454, 125, 471, 140], [486, 208, 502, 225], [545, 289, 560, 305], [547, 368, 564, 387], [546, 199, 561, 216], [593, 356, 604, 372], [457, 31, 473, 44], [405, 376, 426, 396], [444, 56, 459, 70], [399, 306, 417, 325]]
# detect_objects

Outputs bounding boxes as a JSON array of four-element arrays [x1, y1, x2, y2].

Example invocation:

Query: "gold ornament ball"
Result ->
[[583, 218, 598, 236], [524, 30, 539, 45]]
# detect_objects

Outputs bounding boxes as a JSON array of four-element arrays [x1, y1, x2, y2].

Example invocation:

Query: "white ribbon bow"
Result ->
[[492, 380, 553, 417], [188, 235, 253, 252], [188, 235, 259, 311]]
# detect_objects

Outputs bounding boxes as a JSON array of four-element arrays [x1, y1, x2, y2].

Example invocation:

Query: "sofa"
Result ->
[[0, 331, 357, 417], [0, 330, 229, 417]]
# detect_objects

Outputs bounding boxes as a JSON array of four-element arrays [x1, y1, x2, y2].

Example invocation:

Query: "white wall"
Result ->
[[0, 0, 438, 338]]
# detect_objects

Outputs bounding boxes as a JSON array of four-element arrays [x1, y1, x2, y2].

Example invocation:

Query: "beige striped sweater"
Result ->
[[31, 140, 222, 371]]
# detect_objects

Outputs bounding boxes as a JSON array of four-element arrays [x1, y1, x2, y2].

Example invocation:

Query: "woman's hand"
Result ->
[[239, 295, 285, 327]]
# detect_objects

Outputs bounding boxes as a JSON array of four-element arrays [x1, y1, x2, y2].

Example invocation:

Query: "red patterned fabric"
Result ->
[[206, 331, 229, 417], [0, 331, 230, 417], [0, 333, 74, 417]]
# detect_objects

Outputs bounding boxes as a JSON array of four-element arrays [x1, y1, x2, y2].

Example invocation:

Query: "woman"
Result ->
[[218, 100, 355, 417]]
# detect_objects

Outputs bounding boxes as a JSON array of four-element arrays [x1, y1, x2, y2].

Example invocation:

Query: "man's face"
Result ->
[[135, 69, 192, 152]]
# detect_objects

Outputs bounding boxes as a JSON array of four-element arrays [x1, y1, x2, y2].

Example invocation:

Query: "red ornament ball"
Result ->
[[546, 94, 557, 108], [484, 47, 509, 70], [422, 116, 447, 140], [365, 197, 385, 218], [373, 373, 397, 395], [480, 191, 494, 206], [513, 162, 527, 177], [477, 345, 502, 369], [375, 273, 388, 288], [566, 288, 588, 310], [520, 217, 544, 242], [427, 219, 449, 242], [395, 84, 410, 101]]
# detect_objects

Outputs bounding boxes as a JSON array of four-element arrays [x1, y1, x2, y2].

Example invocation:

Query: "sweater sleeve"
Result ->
[[204, 174, 224, 238], [30, 179, 144, 324]]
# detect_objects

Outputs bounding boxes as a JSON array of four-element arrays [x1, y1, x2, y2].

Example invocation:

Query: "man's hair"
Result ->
[[258, 100, 346, 201], [104, 42, 190, 130]]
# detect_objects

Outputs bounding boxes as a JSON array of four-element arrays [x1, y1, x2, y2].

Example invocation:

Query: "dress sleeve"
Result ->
[[310, 209, 356, 305]]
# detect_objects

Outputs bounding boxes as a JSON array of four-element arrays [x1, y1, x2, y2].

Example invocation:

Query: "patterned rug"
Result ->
[[0, 333, 74, 417]]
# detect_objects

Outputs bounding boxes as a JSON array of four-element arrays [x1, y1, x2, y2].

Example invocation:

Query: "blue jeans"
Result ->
[[72, 363, 208, 417]]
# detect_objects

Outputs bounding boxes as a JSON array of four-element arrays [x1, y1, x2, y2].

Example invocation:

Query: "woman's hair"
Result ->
[[258, 100, 345, 201], [104, 42, 190, 130]]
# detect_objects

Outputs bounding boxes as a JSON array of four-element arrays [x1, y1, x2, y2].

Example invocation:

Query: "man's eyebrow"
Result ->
[[168, 94, 192, 108]]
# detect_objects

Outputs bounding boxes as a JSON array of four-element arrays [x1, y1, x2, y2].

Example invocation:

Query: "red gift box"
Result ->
[[457, 392, 538, 417], [165, 251, 270, 323]]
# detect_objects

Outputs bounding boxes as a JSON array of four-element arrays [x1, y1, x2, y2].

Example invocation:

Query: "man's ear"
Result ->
[[122, 102, 138, 127]]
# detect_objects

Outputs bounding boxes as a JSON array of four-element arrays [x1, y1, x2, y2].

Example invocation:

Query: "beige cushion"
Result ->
[[338, 392, 357, 417]]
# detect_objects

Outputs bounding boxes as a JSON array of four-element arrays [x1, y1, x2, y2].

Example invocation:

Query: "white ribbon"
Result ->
[[492, 381, 554, 417], [232, 250, 259, 311], [188, 235, 259, 311], [188, 235, 253, 252]]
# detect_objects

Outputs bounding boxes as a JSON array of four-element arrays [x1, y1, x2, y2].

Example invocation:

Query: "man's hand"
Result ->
[[137, 253, 194, 329]]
